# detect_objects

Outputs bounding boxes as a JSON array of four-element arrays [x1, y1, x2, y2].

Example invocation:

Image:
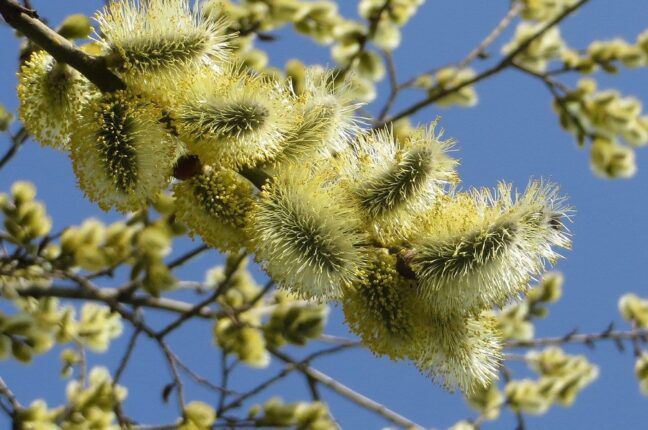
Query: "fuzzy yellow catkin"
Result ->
[[250, 166, 368, 300], [181, 401, 217, 429], [71, 90, 182, 212], [412, 312, 503, 394], [173, 165, 255, 252], [271, 67, 362, 164], [411, 181, 570, 317], [95, 0, 230, 82], [17, 51, 93, 150], [175, 64, 293, 169], [338, 124, 457, 244], [342, 249, 416, 360]]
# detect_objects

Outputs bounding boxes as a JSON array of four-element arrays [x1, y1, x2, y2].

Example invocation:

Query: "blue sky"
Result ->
[[1, 1, 647, 429]]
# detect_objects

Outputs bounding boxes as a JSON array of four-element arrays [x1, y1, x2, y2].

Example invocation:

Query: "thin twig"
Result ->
[[507, 326, 648, 349], [271, 349, 425, 430], [512, 62, 595, 143], [16, 284, 216, 318], [157, 252, 247, 338], [458, 2, 523, 69], [377, 50, 399, 122], [158, 339, 186, 411], [0, 377, 20, 413], [0, 127, 28, 170], [217, 350, 231, 412], [167, 244, 210, 270], [113, 329, 142, 385], [220, 343, 357, 414], [173, 354, 234, 395], [382, 0, 591, 126]]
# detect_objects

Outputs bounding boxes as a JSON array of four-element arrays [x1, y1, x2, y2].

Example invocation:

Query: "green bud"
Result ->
[[466, 382, 504, 420], [619, 293, 648, 327], [286, 59, 307, 95], [57, 14, 93, 40], [505, 379, 550, 415], [11, 181, 36, 205], [60, 347, 81, 378], [356, 51, 385, 81], [152, 192, 176, 215], [635, 353, 648, 395], [590, 138, 636, 179], [181, 401, 217, 429], [0, 104, 13, 131], [11, 338, 33, 363], [372, 20, 401, 50]]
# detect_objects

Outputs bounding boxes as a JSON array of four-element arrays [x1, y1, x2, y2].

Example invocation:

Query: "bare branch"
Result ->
[[271, 349, 425, 430], [113, 329, 142, 385], [382, 0, 591, 126], [0, 126, 28, 170], [0, 377, 20, 415], [507, 326, 648, 349], [157, 252, 247, 338], [457, 1, 524, 69], [167, 244, 211, 270]]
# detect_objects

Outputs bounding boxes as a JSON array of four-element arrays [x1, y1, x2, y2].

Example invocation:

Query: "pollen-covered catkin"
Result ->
[[412, 312, 503, 394], [249, 166, 368, 300], [339, 124, 457, 244], [342, 249, 416, 359], [17, 51, 93, 150], [71, 91, 182, 212], [411, 181, 570, 316], [173, 165, 255, 252], [95, 0, 230, 83], [272, 67, 362, 164], [175, 65, 293, 169]]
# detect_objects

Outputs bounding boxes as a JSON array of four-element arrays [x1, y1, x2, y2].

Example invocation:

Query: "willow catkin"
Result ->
[[411, 181, 571, 316], [71, 91, 182, 212], [17, 51, 93, 150], [95, 0, 230, 81], [173, 165, 255, 252], [175, 66, 294, 169], [250, 166, 368, 300]]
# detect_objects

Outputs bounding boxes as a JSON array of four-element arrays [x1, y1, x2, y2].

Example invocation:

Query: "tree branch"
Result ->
[[156, 252, 247, 338], [381, 0, 591, 126], [457, 1, 523, 69], [0, 0, 125, 92], [507, 325, 648, 349], [270, 349, 425, 430], [0, 126, 28, 170]]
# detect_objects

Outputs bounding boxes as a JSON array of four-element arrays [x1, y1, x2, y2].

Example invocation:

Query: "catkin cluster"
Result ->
[[16, 0, 572, 393]]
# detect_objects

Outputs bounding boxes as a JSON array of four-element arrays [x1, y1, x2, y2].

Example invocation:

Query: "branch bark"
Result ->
[[0, 0, 125, 92]]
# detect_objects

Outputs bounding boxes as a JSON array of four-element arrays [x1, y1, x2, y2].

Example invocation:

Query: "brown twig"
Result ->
[[377, 50, 399, 122], [507, 325, 648, 349], [0, 126, 28, 170], [271, 349, 425, 430], [381, 0, 591, 127], [220, 343, 358, 414], [458, 1, 524, 69], [0, 377, 20, 416], [0, 0, 125, 92], [156, 252, 247, 338], [167, 244, 210, 270], [113, 329, 142, 385]]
